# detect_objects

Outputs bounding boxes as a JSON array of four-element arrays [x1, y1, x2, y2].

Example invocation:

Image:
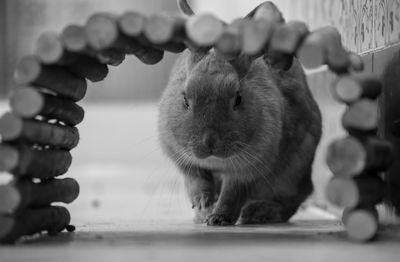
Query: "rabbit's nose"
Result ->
[[202, 130, 220, 152]]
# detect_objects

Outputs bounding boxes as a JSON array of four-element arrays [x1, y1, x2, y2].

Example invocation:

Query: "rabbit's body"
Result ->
[[158, 50, 322, 225]]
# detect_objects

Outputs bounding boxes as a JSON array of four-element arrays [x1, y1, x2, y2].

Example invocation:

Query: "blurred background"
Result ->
[[0, 0, 399, 225]]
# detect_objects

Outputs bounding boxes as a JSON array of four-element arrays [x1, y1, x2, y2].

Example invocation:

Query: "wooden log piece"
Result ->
[[143, 14, 187, 53], [61, 25, 90, 53], [66, 55, 108, 83], [266, 21, 304, 70], [0, 113, 79, 150], [252, 2, 292, 70], [242, 19, 274, 56], [297, 26, 349, 72], [342, 99, 379, 132], [333, 74, 382, 104], [0, 178, 79, 213], [214, 19, 245, 60], [348, 52, 365, 72], [10, 87, 84, 126], [342, 207, 379, 242], [326, 136, 394, 177], [61, 24, 126, 67], [86, 13, 164, 65], [94, 50, 126, 67], [321, 27, 349, 73], [0, 206, 70, 243], [0, 144, 72, 179], [14, 56, 87, 102], [296, 32, 325, 69], [119, 12, 173, 58], [35, 31, 108, 82], [326, 176, 384, 209], [342, 205, 379, 223], [85, 13, 127, 50], [270, 21, 309, 54], [185, 13, 225, 47], [35, 31, 77, 65], [0, 144, 19, 173], [118, 11, 146, 37]]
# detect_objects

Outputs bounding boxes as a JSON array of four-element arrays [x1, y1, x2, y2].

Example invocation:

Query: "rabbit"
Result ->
[[157, 0, 322, 225]]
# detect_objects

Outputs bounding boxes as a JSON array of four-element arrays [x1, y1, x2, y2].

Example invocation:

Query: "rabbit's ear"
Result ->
[[244, 1, 284, 22], [245, 2, 293, 71], [178, 0, 195, 16]]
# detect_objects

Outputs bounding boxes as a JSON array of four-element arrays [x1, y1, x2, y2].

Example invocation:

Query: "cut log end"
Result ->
[[215, 30, 242, 60], [186, 14, 225, 46], [10, 87, 44, 118], [144, 15, 175, 44], [270, 22, 309, 54], [0, 145, 19, 172], [61, 25, 88, 52], [14, 56, 42, 85], [326, 178, 358, 208], [297, 41, 325, 69], [0, 186, 21, 214], [349, 53, 364, 72], [334, 74, 382, 104], [35, 32, 65, 64], [344, 209, 378, 242], [0, 113, 24, 141], [342, 100, 379, 131], [334, 76, 362, 103], [119, 11, 145, 37], [326, 137, 366, 176], [86, 14, 119, 50]]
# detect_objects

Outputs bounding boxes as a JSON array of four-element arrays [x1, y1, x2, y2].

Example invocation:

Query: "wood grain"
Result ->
[[0, 206, 70, 244], [0, 113, 80, 150], [0, 178, 79, 213], [0, 143, 72, 178], [10, 87, 84, 126], [14, 56, 87, 102]]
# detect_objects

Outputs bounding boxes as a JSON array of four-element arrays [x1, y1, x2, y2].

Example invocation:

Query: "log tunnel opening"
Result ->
[[0, 0, 399, 245]]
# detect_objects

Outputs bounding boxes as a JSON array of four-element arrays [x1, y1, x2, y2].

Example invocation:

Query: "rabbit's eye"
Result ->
[[234, 92, 242, 109], [183, 93, 190, 109]]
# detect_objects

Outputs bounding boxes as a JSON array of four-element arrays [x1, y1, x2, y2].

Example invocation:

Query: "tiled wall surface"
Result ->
[[280, 0, 400, 53], [194, 0, 400, 53]]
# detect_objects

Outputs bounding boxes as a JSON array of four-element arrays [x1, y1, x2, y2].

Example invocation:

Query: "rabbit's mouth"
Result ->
[[191, 144, 232, 159]]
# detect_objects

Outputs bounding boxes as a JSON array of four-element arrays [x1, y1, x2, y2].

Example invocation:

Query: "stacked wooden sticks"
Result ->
[[0, 4, 307, 243], [285, 14, 392, 241], [324, 73, 393, 241], [0, 1, 392, 243]]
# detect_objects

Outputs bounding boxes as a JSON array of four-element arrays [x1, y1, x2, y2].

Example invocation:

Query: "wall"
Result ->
[[0, 0, 6, 96], [194, 0, 400, 53]]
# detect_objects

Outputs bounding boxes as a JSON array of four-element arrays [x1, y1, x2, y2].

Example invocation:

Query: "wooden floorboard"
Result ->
[[0, 220, 399, 262]]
